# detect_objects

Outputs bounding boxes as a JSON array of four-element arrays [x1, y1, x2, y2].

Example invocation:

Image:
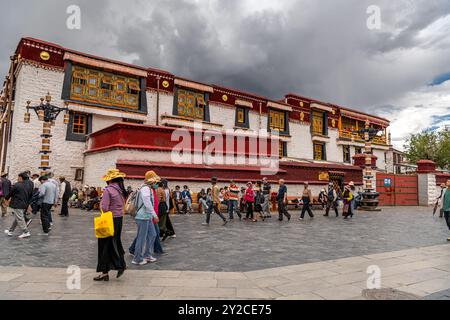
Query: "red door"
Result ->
[[376, 174, 418, 206]]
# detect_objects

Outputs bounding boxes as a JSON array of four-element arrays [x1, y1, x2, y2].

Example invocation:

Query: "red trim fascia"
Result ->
[[116, 160, 287, 173], [124, 175, 362, 185], [85, 144, 276, 158]]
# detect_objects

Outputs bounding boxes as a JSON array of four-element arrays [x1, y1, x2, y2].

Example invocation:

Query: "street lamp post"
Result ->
[[24, 93, 69, 175], [352, 120, 383, 211]]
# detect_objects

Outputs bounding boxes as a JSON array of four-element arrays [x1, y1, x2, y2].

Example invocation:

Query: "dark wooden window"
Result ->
[[176, 88, 206, 120], [63, 64, 146, 113], [235, 107, 250, 129], [269, 110, 286, 132], [343, 145, 351, 163], [279, 141, 287, 159], [72, 113, 87, 134], [66, 111, 92, 142], [75, 168, 84, 181]]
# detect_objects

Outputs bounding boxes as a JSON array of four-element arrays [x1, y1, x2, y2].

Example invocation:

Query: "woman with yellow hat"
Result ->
[[94, 169, 128, 281]]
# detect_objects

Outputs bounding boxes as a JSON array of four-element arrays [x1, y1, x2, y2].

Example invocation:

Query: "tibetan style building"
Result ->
[[0, 37, 392, 194]]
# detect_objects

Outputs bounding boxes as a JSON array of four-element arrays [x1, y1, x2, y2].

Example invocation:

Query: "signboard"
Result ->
[[319, 172, 329, 181], [384, 178, 392, 187]]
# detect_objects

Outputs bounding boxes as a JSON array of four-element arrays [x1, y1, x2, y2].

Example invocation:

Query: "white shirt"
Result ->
[[59, 181, 66, 199]]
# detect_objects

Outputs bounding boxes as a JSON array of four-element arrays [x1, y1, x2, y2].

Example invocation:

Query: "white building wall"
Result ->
[[5, 63, 85, 182], [287, 121, 313, 159], [327, 128, 340, 162], [373, 149, 387, 171]]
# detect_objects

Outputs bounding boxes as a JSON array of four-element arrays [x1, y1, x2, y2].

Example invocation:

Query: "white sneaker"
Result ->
[[131, 260, 148, 266], [4, 230, 13, 236], [170, 234, 177, 239], [18, 232, 31, 239], [145, 256, 157, 263], [50, 222, 53, 226]]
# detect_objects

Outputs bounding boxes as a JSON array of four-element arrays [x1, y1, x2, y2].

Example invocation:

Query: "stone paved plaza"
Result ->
[[0, 206, 450, 300]]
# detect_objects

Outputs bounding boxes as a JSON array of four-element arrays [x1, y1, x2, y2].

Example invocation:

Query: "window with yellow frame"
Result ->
[[279, 142, 287, 159], [237, 108, 245, 124], [70, 65, 141, 110], [269, 110, 286, 132], [313, 142, 326, 161], [312, 111, 325, 135], [176, 89, 206, 120]]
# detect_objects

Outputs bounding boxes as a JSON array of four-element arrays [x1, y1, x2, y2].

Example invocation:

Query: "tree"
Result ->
[[404, 130, 450, 169]]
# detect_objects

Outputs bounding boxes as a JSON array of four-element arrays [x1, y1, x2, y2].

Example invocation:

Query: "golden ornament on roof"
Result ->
[[40, 51, 50, 61]]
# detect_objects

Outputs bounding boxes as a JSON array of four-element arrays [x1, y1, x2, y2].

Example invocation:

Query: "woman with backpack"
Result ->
[[129, 171, 160, 266], [94, 169, 128, 281]]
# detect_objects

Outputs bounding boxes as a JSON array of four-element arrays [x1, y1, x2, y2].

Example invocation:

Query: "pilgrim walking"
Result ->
[[94, 169, 127, 281]]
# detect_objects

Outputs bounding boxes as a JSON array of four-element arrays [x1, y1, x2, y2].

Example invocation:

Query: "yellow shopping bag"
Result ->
[[94, 210, 115, 238]]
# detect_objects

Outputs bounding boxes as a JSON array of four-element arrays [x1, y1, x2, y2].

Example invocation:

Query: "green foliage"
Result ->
[[404, 130, 450, 169]]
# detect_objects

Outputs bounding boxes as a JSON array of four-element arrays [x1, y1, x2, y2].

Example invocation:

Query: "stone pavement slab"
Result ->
[[0, 243, 449, 299], [0, 206, 449, 272]]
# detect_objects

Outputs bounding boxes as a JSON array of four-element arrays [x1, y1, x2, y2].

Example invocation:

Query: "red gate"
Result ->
[[376, 174, 418, 206]]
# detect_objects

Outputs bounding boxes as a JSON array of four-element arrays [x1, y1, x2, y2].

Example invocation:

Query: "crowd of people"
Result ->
[[2, 166, 450, 282]]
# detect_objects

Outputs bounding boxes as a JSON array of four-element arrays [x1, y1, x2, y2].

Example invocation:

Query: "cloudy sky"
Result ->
[[1, 0, 449, 149]]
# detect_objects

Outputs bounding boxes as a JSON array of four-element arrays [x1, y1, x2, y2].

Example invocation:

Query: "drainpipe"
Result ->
[[156, 75, 160, 126], [1, 55, 16, 172], [259, 102, 262, 132]]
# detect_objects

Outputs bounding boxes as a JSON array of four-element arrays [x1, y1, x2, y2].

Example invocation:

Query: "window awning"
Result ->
[[174, 78, 214, 93], [235, 99, 253, 108], [311, 103, 333, 113], [340, 109, 389, 127], [267, 101, 293, 112], [64, 52, 148, 78]]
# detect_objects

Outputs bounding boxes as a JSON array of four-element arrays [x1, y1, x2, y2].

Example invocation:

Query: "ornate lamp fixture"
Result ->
[[24, 93, 69, 174]]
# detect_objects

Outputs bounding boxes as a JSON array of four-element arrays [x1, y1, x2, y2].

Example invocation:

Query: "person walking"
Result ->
[[348, 182, 356, 216], [156, 179, 169, 238], [1, 172, 11, 217], [299, 182, 314, 220], [442, 180, 450, 241], [324, 182, 339, 217], [58, 177, 72, 217], [94, 169, 127, 281], [243, 182, 256, 222], [30, 174, 42, 216], [262, 177, 272, 218], [21, 172, 35, 227], [318, 188, 326, 210], [165, 180, 176, 239], [202, 177, 227, 226], [342, 185, 354, 219], [277, 179, 291, 222], [37, 175, 56, 235], [4, 172, 33, 239], [227, 180, 242, 221], [46, 172, 59, 225], [130, 171, 160, 266], [254, 181, 265, 221], [436, 183, 447, 218]]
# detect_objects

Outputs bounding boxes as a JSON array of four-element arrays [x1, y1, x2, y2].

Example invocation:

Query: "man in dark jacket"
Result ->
[[58, 177, 71, 217], [1, 172, 11, 217], [22, 172, 35, 226], [4, 172, 33, 239]]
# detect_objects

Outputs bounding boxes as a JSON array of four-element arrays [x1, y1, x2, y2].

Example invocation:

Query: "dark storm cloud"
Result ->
[[0, 0, 449, 125]]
